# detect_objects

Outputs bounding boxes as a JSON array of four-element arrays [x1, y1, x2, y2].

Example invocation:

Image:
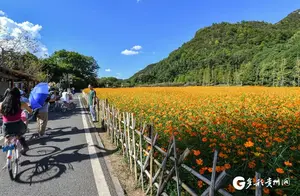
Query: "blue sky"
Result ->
[[0, 0, 300, 79]]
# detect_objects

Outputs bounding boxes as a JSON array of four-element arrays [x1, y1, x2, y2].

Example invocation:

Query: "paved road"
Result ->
[[0, 95, 123, 196]]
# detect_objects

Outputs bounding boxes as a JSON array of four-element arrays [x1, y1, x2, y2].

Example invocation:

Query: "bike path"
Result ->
[[0, 95, 123, 196]]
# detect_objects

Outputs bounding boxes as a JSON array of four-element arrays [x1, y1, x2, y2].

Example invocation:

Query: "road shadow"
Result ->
[[47, 107, 88, 121], [17, 143, 118, 185]]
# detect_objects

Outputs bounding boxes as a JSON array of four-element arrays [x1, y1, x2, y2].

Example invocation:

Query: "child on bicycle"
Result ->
[[0, 88, 32, 154]]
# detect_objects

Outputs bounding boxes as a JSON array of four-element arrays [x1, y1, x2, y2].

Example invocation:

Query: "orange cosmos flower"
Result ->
[[196, 159, 203, 166], [244, 141, 254, 148], [248, 161, 256, 169], [276, 168, 284, 174], [202, 137, 207, 142], [198, 180, 203, 188], [193, 150, 201, 156], [227, 184, 235, 193], [224, 163, 231, 169], [263, 187, 270, 195], [284, 161, 292, 167]]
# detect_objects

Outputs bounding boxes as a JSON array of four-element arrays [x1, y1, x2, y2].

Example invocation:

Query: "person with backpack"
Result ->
[[88, 84, 97, 122]]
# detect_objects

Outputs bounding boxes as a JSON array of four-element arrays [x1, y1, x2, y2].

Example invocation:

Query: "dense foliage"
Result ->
[[88, 87, 300, 196], [130, 10, 300, 86], [0, 49, 99, 89], [42, 50, 99, 89]]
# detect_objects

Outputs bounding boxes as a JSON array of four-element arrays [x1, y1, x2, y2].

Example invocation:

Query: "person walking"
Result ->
[[88, 84, 97, 122], [36, 95, 53, 138]]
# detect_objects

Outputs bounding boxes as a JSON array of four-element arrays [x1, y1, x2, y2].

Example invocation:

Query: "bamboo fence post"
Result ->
[[96, 98, 100, 122], [123, 112, 129, 158], [157, 148, 190, 196], [116, 110, 120, 145], [111, 107, 115, 143], [105, 103, 108, 131], [102, 101, 106, 128], [149, 125, 155, 196], [208, 150, 218, 196], [108, 106, 112, 137], [131, 113, 138, 182], [173, 133, 181, 196], [115, 109, 119, 148], [139, 123, 146, 192], [107, 106, 111, 137], [126, 112, 133, 172], [202, 170, 231, 196], [155, 137, 174, 196], [119, 112, 125, 155], [102, 100, 106, 128], [255, 172, 262, 196]]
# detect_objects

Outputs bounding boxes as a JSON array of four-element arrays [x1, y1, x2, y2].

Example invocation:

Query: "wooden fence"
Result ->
[[82, 92, 263, 196]]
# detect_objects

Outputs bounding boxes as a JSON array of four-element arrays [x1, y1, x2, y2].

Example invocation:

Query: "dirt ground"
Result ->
[[96, 124, 144, 196]]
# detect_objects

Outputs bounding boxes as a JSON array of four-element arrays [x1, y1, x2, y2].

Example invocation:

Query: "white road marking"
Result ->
[[79, 97, 111, 196]]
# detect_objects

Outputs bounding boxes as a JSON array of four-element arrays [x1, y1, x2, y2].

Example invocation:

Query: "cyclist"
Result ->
[[0, 87, 32, 154], [61, 89, 73, 110]]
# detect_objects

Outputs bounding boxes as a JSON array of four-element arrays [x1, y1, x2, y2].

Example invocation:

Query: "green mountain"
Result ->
[[129, 9, 300, 86]]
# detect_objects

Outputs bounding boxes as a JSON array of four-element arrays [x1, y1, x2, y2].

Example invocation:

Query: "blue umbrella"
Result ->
[[29, 83, 49, 110]]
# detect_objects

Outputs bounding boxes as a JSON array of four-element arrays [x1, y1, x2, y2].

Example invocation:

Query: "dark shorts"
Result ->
[[2, 120, 27, 137]]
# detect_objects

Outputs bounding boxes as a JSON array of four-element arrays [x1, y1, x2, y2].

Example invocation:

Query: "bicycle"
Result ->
[[2, 134, 22, 180], [1, 111, 36, 181], [60, 102, 76, 113]]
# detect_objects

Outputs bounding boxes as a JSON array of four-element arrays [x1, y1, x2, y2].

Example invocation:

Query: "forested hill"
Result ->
[[129, 9, 300, 86]]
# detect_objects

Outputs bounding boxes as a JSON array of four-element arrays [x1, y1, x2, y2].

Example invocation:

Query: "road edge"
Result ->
[[79, 95, 125, 196]]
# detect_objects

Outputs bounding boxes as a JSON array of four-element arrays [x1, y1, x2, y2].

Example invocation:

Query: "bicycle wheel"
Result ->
[[61, 105, 67, 113], [8, 147, 18, 181]]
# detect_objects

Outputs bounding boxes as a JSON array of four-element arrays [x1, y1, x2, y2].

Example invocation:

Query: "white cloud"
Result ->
[[0, 10, 6, 16], [116, 73, 121, 76], [131, 45, 142, 50], [121, 49, 139, 55], [105, 69, 111, 72], [0, 11, 48, 58], [121, 45, 142, 55]]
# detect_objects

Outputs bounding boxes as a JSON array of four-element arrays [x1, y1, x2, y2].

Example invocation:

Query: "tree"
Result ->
[[129, 10, 300, 87], [0, 26, 47, 80], [44, 50, 100, 89]]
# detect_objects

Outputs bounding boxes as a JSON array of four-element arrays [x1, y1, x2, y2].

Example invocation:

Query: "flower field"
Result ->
[[87, 87, 299, 195]]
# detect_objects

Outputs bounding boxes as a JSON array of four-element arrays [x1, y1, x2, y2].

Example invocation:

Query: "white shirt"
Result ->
[[61, 92, 70, 103]]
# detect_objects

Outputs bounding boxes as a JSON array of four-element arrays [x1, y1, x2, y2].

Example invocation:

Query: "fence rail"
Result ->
[[82, 92, 262, 196]]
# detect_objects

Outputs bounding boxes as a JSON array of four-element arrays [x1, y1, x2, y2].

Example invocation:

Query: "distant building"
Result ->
[[0, 66, 39, 96]]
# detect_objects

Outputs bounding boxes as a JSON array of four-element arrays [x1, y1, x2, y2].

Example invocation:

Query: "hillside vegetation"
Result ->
[[129, 10, 300, 86]]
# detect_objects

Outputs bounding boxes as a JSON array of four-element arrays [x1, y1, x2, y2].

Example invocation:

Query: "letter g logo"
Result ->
[[232, 176, 245, 190]]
